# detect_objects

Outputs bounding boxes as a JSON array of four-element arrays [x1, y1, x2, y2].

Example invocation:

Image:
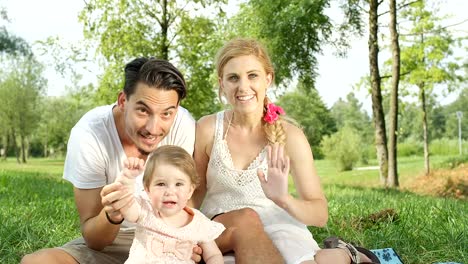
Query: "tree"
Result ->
[[0, 8, 30, 55], [230, 0, 335, 90], [0, 55, 46, 162], [337, 0, 389, 185], [367, 0, 389, 186], [387, 0, 401, 187], [277, 82, 336, 159], [443, 87, 468, 140], [321, 125, 363, 171], [79, 0, 226, 119], [0, 27, 30, 56], [399, 1, 464, 175], [331, 92, 372, 135], [34, 84, 96, 158], [330, 92, 373, 162]]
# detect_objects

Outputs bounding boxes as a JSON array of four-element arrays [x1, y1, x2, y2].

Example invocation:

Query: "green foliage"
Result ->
[[231, 0, 333, 89], [277, 86, 335, 158], [397, 137, 423, 157], [430, 137, 467, 156], [0, 55, 46, 161], [434, 154, 468, 169], [321, 125, 362, 171], [442, 87, 468, 140], [398, 1, 463, 93], [79, 0, 226, 118], [31, 90, 95, 157], [0, 27, 31, 56], [330, 92, 373, 149], [176, 15, 224, 119]]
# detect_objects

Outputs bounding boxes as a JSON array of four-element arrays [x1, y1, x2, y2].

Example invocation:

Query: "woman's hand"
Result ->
[[257, 143, 290, 205]]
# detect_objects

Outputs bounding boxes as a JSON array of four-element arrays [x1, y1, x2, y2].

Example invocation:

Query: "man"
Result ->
[[21, 58, 196, 263]]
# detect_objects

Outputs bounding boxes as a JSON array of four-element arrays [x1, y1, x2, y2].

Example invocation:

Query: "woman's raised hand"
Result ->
[[257, 143, 290, 205]]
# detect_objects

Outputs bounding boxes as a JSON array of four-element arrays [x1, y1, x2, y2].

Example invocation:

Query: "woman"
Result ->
[[193, 38, 378, 264]]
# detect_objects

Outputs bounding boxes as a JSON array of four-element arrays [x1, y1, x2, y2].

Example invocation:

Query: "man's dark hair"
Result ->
[[123, 57, 187, 102]]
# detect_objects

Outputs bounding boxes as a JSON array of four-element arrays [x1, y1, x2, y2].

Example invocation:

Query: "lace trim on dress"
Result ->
[[215, 111, 267, 186]]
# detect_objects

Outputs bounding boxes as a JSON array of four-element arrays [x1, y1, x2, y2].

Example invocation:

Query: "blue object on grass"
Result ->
[[370, 248, 403, 264]]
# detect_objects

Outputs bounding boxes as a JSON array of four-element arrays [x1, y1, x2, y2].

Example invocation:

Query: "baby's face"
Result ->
[[145, 164, 194, 218]]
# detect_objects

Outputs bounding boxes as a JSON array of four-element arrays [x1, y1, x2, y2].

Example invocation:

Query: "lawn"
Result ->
[[0, 156, 466, 264]]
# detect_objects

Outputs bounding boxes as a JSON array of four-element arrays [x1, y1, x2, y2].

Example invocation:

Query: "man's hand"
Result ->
[[100, 181, 132, 223], [192, 244, 203, 263], [100, 157, 145, 223]]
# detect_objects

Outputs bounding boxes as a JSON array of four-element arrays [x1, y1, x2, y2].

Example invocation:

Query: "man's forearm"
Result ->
[[81, 209, 121, 251]]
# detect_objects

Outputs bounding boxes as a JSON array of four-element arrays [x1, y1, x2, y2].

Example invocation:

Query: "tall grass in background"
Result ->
[[1, 157, 467, 264], [398, 137, 467, 157]]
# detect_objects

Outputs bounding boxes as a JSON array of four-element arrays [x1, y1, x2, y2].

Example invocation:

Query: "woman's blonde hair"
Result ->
[[143, 145, 199, 189], [215, 38, 286, 145]]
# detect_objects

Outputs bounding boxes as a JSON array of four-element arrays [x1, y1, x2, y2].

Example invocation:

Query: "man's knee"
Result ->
[[21, 248, 77, 264]]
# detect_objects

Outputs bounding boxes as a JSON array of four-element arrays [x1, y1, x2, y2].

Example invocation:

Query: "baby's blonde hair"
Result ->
[[215, 38, 286, 145], [143, 145, 199, 189]]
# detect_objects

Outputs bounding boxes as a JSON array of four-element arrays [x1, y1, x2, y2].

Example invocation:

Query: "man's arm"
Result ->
[[74, 182, 132, 250]]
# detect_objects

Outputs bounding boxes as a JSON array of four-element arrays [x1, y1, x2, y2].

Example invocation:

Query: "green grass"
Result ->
[[1, 156, 467, 263], [314, 155, 452, 186], [0, 158, 80, 263]]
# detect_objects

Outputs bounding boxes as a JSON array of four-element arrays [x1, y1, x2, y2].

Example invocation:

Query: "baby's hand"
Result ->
[[116, 158, 145, 189], [124, 157, 145, 177]]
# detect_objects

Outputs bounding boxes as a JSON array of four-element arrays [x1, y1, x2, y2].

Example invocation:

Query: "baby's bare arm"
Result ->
[[201, 241, 224, 264], [116, 158, 145, 222]]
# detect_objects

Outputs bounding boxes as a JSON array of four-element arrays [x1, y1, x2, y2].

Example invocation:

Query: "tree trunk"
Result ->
[[11, 130, 20, 163], [160, 0, 169, 60], [1, 134, 8, 160], [388, 0, 400, 187], [20, 134, 27, 163], [43, 127, 49, 158], [420, 85, 430, 175], [369, 0, 388, 186]]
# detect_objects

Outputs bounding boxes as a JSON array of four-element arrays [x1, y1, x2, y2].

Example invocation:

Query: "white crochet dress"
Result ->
[[201, 111, 320, 264]]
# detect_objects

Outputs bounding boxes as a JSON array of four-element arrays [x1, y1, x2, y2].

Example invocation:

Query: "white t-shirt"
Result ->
[[63, 103, 195, 193]]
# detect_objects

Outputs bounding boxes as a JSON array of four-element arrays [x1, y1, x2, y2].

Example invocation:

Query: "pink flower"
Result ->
[[263, 103, 285, 124]]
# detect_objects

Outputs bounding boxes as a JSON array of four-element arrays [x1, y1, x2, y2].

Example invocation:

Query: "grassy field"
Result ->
[[0, 157, 467, 264]]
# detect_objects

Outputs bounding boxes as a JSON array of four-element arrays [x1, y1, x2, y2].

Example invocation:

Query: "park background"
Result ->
[[0, 0, 467, 263]]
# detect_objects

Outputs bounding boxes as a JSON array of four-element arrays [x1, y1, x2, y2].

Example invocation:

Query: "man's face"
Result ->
[[119, 83, 179, 155]]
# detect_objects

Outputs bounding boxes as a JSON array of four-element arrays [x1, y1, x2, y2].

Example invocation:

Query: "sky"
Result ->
[[2, 0, 467, 113]]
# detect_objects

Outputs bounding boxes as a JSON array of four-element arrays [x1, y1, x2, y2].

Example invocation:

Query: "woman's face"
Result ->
[[219, 55, 272, 115]]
